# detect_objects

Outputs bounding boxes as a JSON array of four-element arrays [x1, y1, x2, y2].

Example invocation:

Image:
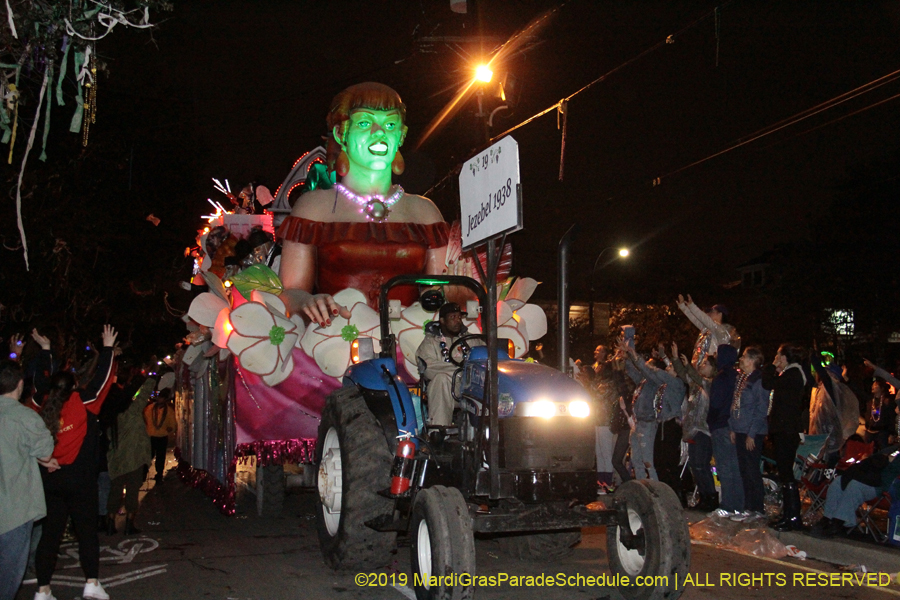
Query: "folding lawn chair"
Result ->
[[801, 438, 875, 520], [793, 434, 828, 481], [856, 490, 893, 543]]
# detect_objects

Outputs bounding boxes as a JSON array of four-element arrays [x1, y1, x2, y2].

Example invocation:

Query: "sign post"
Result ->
[[458, 137, 523, 499]]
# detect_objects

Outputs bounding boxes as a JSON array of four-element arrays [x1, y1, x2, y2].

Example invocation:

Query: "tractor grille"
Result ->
[[499, 417, 595, 471]]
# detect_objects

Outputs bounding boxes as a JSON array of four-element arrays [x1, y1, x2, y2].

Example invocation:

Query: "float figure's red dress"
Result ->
[[276, 216, 450, 307], [233, 217, 449, 444]]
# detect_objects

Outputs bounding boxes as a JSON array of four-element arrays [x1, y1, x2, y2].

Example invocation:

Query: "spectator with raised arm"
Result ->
[[653, 343, 688, 503], [671, 341, 718, 512], [618, 338, 685, 483], [676, 294, 740, 368], [32, 325, 118, 600]]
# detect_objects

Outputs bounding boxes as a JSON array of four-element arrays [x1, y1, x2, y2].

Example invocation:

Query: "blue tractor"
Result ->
[[314, 274, 689, 600]]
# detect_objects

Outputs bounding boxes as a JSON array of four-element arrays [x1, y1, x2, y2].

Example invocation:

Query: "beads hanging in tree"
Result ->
[[82, 48, 97, 147]]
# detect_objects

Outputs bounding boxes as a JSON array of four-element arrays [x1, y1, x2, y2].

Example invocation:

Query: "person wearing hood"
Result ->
[[763, 344, 811, 531], [809, 351, 858, 460], [728, 346, 769, 522], [105, 377, 153, 536], [862, 359, 899, 450], [706, 343, 744, 516]]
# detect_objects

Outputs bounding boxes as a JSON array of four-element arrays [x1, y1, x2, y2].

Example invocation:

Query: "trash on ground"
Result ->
[[690, 516, 789, 559]]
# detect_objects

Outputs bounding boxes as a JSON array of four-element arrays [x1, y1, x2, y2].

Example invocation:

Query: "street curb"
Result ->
[[686, 510, 898, 574], [775, 530, 899, 574]]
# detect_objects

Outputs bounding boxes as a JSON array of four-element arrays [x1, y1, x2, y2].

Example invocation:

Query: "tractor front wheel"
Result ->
[[315, 386, 396, 570], [410, 486, 475, 600]]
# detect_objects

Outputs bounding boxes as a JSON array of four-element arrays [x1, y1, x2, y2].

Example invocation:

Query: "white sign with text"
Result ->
[[459, 136, 522, 250]]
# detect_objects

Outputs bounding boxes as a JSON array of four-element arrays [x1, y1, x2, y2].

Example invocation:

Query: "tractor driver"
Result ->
[[416, 302, 483, 427]]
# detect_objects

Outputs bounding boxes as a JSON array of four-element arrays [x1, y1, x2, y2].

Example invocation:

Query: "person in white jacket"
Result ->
[[676, 295, 741, 368]]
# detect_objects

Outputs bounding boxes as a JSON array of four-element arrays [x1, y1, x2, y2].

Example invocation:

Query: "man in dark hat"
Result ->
[[415, 302, 483, 427]]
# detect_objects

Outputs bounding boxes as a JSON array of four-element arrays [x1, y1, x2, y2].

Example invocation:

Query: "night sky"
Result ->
[[101, 0, 900, 305]]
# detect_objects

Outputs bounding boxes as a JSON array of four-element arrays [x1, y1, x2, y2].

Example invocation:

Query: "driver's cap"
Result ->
[[439, 302, 466, 319]]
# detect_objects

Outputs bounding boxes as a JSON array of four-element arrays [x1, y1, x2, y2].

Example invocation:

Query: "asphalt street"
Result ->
[[14, 457, 900, 600]]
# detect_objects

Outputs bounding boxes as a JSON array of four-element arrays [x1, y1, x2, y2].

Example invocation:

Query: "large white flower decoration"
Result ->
[[188, 292, 229, 328], [299, 288, 379, 380], [392, 302, 438, 379], [225, 300, 299, 387], [498, 277, 547, 359]]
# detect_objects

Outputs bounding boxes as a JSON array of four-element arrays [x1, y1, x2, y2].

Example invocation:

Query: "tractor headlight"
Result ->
[[568, 400, 591, 418], [533, 400, 556, 419]]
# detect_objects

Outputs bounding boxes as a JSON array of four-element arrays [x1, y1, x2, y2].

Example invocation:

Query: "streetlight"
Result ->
[[475, 64, 493, 83], [588, 247, 630, 338]]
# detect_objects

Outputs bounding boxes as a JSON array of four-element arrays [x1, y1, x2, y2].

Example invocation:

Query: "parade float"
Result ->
[[172, 83, 543, 516], [173, 84, 689, 600]]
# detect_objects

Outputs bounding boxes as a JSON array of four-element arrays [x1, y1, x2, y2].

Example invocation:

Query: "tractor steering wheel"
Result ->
[[447, 333, 487, 367]]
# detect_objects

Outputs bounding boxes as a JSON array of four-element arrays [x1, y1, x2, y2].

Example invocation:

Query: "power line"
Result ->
[[760, 90, 900, 151], [654, 67, 900, 183], [489, 1, 733, 143], [424, 2, 730, 196]]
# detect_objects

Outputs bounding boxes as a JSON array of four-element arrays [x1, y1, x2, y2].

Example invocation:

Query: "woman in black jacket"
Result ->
[[762, 343, 811, 531]]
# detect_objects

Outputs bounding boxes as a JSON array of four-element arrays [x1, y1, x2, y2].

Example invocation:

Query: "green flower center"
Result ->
[[268, 325, 286, 346], [341, 324, 360, 342]]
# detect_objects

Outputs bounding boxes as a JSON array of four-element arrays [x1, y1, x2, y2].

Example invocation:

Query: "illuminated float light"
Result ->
[[223, 280, 233, 288], [351, 340, 361, 364], [618, 248, 630, 257], [475, 64, 493, 83], [292, 150, 311, 169], [414, 278, 452, 286]]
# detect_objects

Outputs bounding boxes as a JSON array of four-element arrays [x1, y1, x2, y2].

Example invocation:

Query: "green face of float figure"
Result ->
[[335, 108, 407, 194]]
